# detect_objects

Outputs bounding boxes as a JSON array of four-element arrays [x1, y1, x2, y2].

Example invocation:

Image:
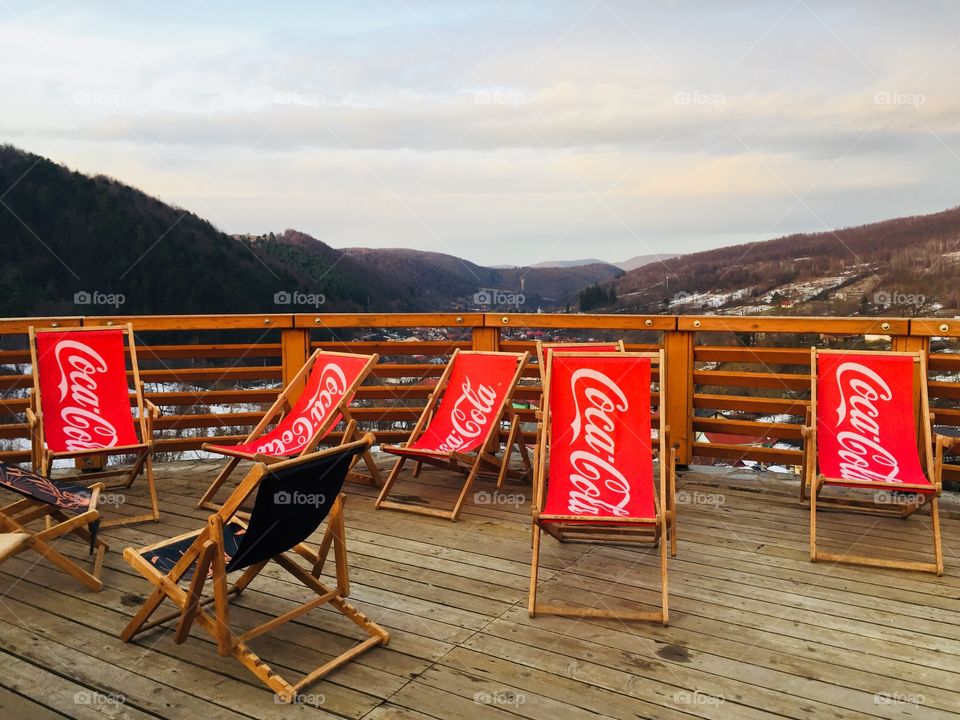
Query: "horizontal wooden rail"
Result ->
[[0, 312, 956, 480]]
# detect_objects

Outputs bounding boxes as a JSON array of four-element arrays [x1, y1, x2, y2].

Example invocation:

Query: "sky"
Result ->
[[2, 0, 959, 267]]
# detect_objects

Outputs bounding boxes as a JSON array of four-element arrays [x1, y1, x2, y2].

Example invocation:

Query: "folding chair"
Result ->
[[801, 349, 944, 574], [375, 349, 530, 521], [28, 324, 159, 527], [197, 349, 380, 510], [121, 435, 389, 703], [529, 351, 676, 624], [0, 462, 108, 590]]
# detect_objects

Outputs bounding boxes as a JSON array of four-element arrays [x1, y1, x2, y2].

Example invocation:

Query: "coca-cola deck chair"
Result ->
[[802, 349, 945, 574], [197, 349, 379, 511], [0, 462, 108, 591], [28, 324, 160, 527], [529, 351, 676, 624], [121, 435, 389, 703], [375, 349, 530, 521]]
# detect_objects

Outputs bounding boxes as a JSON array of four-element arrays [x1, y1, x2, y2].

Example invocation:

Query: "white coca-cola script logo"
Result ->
[[437, 378, 498, 453], [53, 339, 120, 451], [831, 361, 902, 482], [255, 363, 348, 454], [565, 368, 632, 516]]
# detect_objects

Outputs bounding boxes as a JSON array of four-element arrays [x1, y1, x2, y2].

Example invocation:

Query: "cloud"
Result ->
[[3, 1, 960, 264]]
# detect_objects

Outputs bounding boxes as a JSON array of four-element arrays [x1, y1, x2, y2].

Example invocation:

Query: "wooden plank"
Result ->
[[680, 316, 909, 334], [491, 313, 675, 331], [296, 313, 484, 328]]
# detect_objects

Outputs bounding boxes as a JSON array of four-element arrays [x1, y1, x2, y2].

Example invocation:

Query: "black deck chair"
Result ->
[[120, 434, 390, 702], [0, 463, 108, 591]]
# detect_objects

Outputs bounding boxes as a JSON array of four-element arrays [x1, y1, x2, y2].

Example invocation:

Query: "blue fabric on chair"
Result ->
[[141, 521, 247, 580]]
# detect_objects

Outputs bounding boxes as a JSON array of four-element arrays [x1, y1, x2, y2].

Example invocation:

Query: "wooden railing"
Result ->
[[2, 312, 958, 482]]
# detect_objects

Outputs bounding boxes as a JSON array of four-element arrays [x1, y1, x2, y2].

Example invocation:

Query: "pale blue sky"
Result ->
[[3, 1, 959, 265]]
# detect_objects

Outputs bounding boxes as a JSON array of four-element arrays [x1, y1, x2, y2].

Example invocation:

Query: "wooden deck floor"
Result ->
[[1, 458, 959, 719]]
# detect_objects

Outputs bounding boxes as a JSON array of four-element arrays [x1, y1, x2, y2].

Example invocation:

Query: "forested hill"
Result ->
[[0, 146, 621, 316]]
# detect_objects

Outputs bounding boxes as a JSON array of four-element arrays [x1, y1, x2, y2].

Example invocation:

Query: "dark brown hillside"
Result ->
[[610, 207, 960, 316]]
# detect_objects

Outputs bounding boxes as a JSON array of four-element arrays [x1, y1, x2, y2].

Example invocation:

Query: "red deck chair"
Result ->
[[28, 324, 159, 527], [529, 351, 676, 624], [197, 349, 379, 510], [375, 349, 530, 521], [801, 349, 945, 574]]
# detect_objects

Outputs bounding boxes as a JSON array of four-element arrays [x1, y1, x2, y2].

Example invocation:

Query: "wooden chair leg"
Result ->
[[144, 455, 160, 521], [528, 524, 542, 617], [497, 416, 520, 489], [810, 477, 819, 562], [931, 497, 944, 576], [374, 457, 406, 508], [208, 516, 233, 656], [197, 457, 241, 510], [175, 541, 215, 644], [659, 517, 669, 626], [412, 461, 423, 478], [450, 460, 484, 521]]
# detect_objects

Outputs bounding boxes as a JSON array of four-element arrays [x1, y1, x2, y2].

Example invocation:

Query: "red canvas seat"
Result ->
[[529, 352, 676, 624], [28, 324, 159, 527], [802, 349, 945, 574], [375, 349, 530, 521], [197, 349, 379, 510]]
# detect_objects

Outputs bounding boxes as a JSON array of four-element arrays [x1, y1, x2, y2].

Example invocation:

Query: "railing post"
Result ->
[[663, 328, 694, 466], [892, 334, 929, 355], [281, 327, 311, 401], [472, 326, 501, 352]]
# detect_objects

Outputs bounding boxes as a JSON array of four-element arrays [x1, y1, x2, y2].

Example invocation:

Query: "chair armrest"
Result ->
[[145, 398, 160, 419]]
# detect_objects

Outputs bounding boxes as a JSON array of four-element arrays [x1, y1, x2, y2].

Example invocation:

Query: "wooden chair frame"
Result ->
[[529, 350, 676, 625], [801, 348, 944, 574], [0, 479, 107, 591], [28, 324, 160, 527], [197, 349, 381, 510], [375, 349, 531, 521], [121, 435, 390, 703]]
